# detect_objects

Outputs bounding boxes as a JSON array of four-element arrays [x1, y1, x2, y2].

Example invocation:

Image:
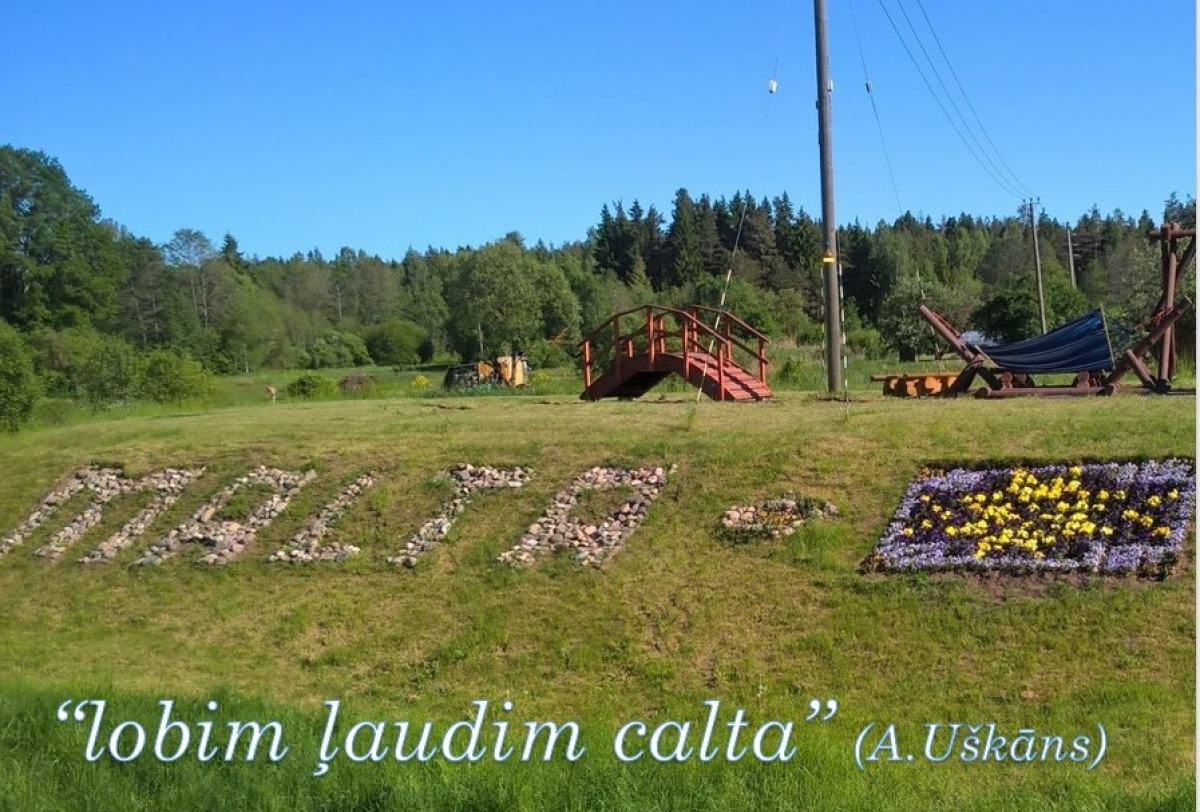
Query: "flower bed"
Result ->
[[719, 494, 838, 543], [863, 459, 1195, 577]]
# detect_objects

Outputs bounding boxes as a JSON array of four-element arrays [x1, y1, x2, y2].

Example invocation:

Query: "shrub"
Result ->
[[364, 320, 426, 367], [846, 326, 883, 359], [774, 357, 805, 386], [24, 326, 105, 398], [140, 350, 215, 404], [77, 335, 143, 408], [0, 322, 39, 431], [307, 331, 371, 369], [286, 372, 338, 400], [526, 338, 572, 370]]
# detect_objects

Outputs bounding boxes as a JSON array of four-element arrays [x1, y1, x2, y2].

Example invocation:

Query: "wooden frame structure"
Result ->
[[908, 221, 1195, 398]]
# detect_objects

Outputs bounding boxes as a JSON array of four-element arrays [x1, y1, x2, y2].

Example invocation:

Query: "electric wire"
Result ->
[[912, 0, 1032, 197], [892, 0, 1022, 199], [875, 0, 1024, 199], [849, 0, 903, 216], [765, 58, 779, 116]]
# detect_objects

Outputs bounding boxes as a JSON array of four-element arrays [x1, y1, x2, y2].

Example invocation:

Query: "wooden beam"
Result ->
[[1106, 298, 1193, 388]]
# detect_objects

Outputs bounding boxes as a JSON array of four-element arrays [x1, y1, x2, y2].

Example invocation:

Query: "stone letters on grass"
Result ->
[[134, 466, 316, 567], [269, 472, 378, 564], [0, 466, 204, 563], [387, 464, 531, 569], [498, 465, 672, 567], [0, 461, 672, 571]]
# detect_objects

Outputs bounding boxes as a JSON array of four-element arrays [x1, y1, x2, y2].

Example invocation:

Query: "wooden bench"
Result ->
[[870, 372, 959, 397]]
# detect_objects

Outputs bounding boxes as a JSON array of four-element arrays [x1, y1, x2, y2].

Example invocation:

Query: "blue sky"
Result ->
[[3, 0, 1195, 260]]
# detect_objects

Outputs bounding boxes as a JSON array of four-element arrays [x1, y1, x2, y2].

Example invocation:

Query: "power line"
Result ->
[[849, 0, 903, 216], [892, 0, 1020, 198], [874, 0, 1024, 199], [911, 0, 1032, 197]]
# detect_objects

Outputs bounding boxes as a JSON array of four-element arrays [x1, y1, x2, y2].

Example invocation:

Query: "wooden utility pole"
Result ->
[[1030, 199, 1047, 334], [814, 0, 844, 392], [1066, 228, 1077, 288]]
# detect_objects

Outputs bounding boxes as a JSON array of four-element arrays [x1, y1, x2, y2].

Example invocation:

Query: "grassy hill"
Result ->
[[0, 392, 1193, 810]]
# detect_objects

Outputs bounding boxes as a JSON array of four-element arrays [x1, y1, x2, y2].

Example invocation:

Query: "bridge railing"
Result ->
[[580, 306, 741, 390], [684, 305, 770, 384]]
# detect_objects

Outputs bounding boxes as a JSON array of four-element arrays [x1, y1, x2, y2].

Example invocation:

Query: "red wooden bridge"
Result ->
[[580, 305, 773, 402]]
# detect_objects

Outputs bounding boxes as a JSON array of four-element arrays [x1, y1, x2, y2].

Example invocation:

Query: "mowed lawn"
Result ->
[[0, 392, 1193, 811]]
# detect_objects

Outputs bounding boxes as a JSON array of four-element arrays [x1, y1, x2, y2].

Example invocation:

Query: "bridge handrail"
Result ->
[[685, 304, 770, 342], [684, 305, 769, 384], [580, 306, 738, 389]]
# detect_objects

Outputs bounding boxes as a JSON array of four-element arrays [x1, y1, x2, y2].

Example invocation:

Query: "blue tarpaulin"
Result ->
[[974, 310, 1114, 373]]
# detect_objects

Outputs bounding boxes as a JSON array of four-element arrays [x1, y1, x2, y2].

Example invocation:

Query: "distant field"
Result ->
[[0, 393, 1193, 810], [32, 346, 1196, 429]]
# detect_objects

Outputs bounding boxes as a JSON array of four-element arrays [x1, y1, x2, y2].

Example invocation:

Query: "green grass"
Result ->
[[0, 393, 1193, 810]]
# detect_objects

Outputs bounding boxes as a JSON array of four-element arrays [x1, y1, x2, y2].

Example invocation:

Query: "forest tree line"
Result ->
[[0, 145, 1195, 426]]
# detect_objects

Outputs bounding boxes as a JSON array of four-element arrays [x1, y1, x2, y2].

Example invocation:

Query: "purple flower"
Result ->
[[864, 458, 1195, 578]]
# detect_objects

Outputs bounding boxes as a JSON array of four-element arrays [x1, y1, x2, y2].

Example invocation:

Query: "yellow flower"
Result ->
[[946, 527, 958, 537], [903, 527, 914, 536], [1147, 495, 1162, 507], [1069, 466, 1083, 477], [1100, 526, 1114, 536], [1168, 489, 1179, 499], [1153, 526, 1171, 538]]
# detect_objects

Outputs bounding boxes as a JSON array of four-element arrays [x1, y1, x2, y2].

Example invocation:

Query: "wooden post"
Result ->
[[681, 318, 689, 377], [614, 319, 622, 380], [717, 344, 727, 401], [646, 307, 655, 365], [582, 341, 592, 388], [1160, 224, 1177, 381]]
